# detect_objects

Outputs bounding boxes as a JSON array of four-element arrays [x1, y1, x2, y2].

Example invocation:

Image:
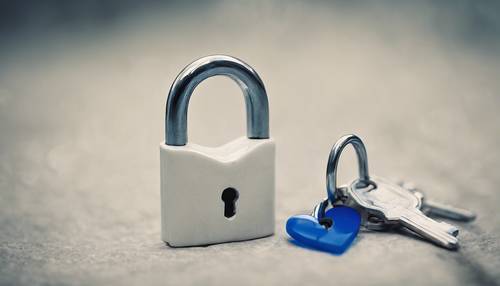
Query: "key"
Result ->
[[423, 200, 476, 222], [360, 181, 460, 236], [364, 209, 459, 236], [314, 188, 460, 237], [322, 194, 460, 237], [399, 181, 476, 222], [311, 183, 459, 237], [344, 176, 459, 249], [324, 134, 460, 249]]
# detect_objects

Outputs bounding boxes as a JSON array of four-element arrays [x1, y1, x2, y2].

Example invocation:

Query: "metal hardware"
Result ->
[[165, 55, 269, 146]]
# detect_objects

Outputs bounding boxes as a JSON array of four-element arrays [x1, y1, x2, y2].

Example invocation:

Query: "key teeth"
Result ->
[[449, 228, 459, 237], [436, 233, 459, 250], [443, 239, 459, 250], [466, 212, 477, 222]]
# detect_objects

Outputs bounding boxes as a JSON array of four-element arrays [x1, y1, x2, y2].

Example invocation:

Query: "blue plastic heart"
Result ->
[[286, 206, 361, 254]]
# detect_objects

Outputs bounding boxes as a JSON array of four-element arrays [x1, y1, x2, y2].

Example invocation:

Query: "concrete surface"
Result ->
[[0, 1, 499, 285]]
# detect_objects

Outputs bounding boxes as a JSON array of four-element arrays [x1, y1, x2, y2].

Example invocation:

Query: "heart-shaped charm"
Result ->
[[286, 206, 361, 254]]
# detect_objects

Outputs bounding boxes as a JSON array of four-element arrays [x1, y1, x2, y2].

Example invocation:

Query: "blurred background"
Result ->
[[0, 1, 499, 285]]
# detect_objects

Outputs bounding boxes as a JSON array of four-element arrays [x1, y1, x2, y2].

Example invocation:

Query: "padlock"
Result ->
[[160, 55, 275, 247]]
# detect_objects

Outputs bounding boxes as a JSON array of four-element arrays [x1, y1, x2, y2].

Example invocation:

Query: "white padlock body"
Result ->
[[160, 136, 275, 247]]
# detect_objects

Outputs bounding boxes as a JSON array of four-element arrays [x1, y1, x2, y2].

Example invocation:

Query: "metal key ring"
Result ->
[[326, 134, 372, 204], [312, 197, 329, 219]]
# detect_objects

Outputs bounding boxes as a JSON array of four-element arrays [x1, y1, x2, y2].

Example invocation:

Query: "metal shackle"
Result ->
[[326, 134, 371, 203], [165, 55, 270, 146]]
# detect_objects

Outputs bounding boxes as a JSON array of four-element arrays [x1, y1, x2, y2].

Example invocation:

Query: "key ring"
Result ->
[[314, 135, 374, 220], [326, 134, 372, 204]]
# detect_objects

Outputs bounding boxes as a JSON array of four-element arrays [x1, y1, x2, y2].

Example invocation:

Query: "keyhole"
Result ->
[[221, 188, 239, 219]]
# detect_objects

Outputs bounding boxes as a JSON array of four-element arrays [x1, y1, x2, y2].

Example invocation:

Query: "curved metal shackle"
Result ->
[[165, 55, 270, 146], [326, 134, 371, 203]]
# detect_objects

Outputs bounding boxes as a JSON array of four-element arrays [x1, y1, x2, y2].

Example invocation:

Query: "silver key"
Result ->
[[346, 177, 459, 249], [399, 181, 476, 222], [317, 189, 459, 237], [324, 135, 459, 249], [362, 181, 460, 236], [365, 206, 459, 236]]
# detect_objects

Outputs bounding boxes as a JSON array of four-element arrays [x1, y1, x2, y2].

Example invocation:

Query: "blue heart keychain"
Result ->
[[285, 134, 369, 254], [286, 205, 361, 254]]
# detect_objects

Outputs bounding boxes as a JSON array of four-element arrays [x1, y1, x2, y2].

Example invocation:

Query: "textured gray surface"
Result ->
[[1, 1, 499, 285]]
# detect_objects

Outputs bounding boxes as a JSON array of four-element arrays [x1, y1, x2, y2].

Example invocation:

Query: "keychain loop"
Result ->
[[312, 197, 329, 219], [326, 134, 371, 204]]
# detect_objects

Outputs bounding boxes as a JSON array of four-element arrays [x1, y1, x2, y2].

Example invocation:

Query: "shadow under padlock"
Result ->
[[160, 55, 275, 247]]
